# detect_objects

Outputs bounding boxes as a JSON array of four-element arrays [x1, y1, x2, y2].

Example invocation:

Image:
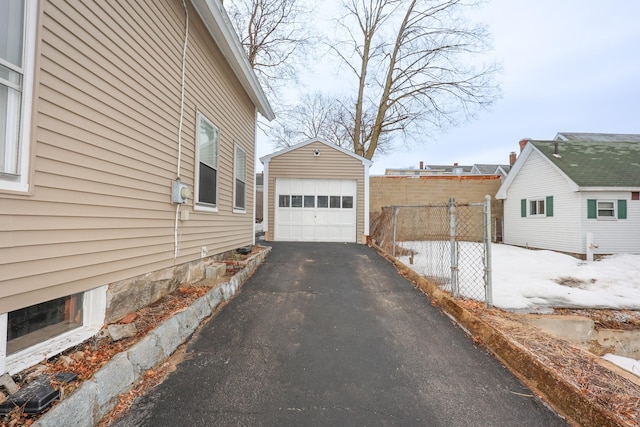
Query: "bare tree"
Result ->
[[333, 0, 500, 159], [225, 0, 313, 96], [268, 92, 354, 149]]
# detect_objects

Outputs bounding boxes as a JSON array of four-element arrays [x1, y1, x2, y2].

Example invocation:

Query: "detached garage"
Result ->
[[260, 138, 372, 243]]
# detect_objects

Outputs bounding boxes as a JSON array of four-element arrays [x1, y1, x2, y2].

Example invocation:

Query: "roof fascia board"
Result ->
[[580, 186, 640, 192], [496, 142, 579, 199], [496, 144, 533, 199], [190, 0, 275, 120]]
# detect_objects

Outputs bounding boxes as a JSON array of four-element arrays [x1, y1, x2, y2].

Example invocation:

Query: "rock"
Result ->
[[120, 313, 138, 324], [0, 373, 18, 395], [59, 355, 74, 366], [108, 323, 138, 341], [71, 351, 85, 361]]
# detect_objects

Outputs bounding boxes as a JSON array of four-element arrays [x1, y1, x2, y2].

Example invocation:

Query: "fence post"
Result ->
[[484, 195, 493, 307], [449, 197, 458, 298], [392, 207, 398, 257]]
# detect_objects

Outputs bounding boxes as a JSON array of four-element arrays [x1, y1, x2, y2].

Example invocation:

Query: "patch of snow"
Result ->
[[603, 353, 640, 377], [399, 242, 640, 311]]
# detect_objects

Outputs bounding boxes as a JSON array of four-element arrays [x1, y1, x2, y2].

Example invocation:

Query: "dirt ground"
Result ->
[[2, 245, 639, 426]]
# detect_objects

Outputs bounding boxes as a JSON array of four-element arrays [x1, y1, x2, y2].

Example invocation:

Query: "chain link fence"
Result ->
[[370, 196, 493, 306]]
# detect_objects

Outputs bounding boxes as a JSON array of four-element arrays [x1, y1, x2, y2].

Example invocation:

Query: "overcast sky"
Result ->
[[256, 0, 640, 175]]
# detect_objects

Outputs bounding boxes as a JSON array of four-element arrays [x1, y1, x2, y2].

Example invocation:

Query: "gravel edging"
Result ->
[[33, 246, 271, 427]]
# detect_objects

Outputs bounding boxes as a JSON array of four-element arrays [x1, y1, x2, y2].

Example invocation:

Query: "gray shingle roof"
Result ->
[[531, 140, 640, 187], [555, 132, 640, 142]]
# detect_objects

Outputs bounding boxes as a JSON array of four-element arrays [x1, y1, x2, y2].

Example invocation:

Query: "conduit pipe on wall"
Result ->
[[174, 0, 189, 260]]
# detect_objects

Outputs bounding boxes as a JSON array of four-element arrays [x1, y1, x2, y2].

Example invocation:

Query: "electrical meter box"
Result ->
[[172, 178, 191, 204]]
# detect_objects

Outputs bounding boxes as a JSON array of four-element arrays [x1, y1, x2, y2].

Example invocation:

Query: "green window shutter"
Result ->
[[587, 199, 596, 218], [521, 199, 526, 217], [546, 196, 554, 217], [618, 199, 627, 219]]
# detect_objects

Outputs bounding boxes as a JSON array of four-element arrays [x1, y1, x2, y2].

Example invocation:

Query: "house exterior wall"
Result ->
[[265, 141, 367, 243], [0, 0, 257, 314], [502, 150, 583, 253], [580, 191, 640, 254]]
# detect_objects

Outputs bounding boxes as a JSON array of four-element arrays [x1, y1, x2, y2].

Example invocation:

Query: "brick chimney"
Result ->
[[419, 161, 423, 169], [519, 138, 530, 152], [509, 151, 516, 166]]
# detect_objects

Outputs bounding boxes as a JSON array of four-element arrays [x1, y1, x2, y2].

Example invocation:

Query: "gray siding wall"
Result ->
[[0, 0, 257, 313], [265, 141, 367, 242]]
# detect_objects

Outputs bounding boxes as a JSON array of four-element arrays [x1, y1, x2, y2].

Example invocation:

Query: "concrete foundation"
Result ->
[[106, 249, 250, 323], [526, 314, 640, 360]]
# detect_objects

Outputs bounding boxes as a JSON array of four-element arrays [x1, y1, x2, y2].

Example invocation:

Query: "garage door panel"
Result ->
[[275, 178, 356, 242]]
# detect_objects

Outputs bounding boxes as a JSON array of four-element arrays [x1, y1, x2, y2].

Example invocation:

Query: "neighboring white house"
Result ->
[[497, 136, 640, 257]]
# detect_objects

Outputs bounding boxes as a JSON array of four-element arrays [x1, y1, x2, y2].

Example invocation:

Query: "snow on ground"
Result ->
[[398, 242, 640, 311], [603, 354, 640, 376], [398, 241, 640, 375]]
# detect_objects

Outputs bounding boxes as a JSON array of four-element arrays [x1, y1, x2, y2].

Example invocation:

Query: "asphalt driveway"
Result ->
[[114, 242, 566, 426]]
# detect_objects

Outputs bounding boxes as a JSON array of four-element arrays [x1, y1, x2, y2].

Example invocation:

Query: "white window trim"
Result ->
[[596, 200, 616, 220], [233, 143, 247, 213], [194, 112, 219, 213], [0, 0, 37, 193], [528, 198, 545, 217], [0, 286, 107, 375]]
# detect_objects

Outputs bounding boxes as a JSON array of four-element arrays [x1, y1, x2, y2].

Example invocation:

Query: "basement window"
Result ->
[[7, 293, 83, 354], [2, 286, 106, 374]]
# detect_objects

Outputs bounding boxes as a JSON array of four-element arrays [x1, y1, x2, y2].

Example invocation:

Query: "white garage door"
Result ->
[[275, 178, 357, 242]]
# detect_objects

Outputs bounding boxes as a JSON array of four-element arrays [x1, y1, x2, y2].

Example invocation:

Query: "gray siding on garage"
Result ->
[[265, 141, 367, 243]]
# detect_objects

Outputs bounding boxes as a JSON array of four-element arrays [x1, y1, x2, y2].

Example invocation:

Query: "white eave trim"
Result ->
[[579, 186, 640, 192], [260, 138, 373, 167], [496, 142, 579, 199], [190, 0, 275, 120]]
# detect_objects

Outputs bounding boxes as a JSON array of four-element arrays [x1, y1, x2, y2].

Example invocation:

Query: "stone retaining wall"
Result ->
[[33, 246, 271, 427]]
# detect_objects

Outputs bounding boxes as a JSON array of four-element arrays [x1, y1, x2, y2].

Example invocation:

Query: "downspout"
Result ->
[[262, 158, 270, 239], [363, 160, 370, 243], [252, 112, 258, 246], [174, 0, 189, 260]]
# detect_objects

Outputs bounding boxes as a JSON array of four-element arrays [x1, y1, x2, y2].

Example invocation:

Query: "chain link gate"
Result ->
[[370, 196, 493, 306]]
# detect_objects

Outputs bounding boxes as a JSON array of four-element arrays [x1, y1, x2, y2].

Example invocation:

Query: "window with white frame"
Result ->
[[529, 198, 545, 216], [2, 286, 107, 374], [596, 200, 615, 218], [0, 0, 36, 192], [234, 144, 246, 211], [587, 199, 627, 220], [196, 113, 218, 209]]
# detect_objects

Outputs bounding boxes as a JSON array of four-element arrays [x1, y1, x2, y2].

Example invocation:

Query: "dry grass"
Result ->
[[459, 300, 640, 426]]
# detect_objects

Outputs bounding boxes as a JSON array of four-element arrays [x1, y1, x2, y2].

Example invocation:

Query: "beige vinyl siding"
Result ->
[[266, 142, 366, 241], [0, 0, 257, 313]]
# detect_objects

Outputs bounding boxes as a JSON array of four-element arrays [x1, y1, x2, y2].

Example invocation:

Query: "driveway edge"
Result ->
[[375, 244, 626, 427], [33, 246, 272, 427]]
